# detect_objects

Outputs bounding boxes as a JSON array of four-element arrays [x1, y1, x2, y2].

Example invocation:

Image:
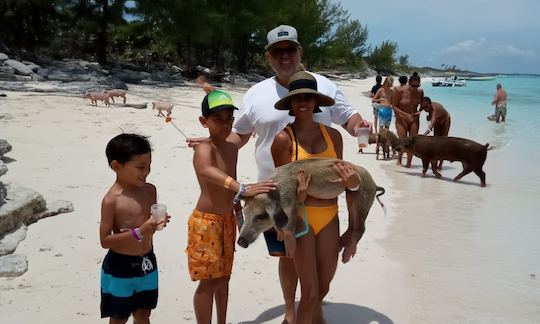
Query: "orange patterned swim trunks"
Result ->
[[186, 209, 236, 281]]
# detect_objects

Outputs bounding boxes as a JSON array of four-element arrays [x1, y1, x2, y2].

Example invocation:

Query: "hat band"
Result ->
[[289, 78, 317, 92]]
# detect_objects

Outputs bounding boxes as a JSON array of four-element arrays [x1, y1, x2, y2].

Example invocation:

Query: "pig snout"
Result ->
[[237, 236, 249, 248]]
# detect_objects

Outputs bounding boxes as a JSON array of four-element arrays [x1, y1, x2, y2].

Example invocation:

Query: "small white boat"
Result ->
[[461, 76, 496, 81], [431, 77, 466, 87]]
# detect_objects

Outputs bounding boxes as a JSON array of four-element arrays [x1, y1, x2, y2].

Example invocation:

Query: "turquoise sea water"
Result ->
[[384, 75, 540, 323]]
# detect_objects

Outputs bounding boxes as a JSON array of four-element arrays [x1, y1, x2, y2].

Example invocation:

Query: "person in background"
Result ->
[[418, 96, 451, 169], [392, 72, 424, 167], [491, 83, 508, 123]]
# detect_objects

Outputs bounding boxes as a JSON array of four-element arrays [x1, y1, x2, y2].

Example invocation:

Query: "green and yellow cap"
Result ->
[[201, 90, 238, 117]]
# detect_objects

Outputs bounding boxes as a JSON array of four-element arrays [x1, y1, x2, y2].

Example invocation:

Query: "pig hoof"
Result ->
[[434, 173, 442, 178]]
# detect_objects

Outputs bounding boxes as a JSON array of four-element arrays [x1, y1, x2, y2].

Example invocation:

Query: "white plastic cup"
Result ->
[[150, 203, 167, 230], [356, 127, 370, 148]]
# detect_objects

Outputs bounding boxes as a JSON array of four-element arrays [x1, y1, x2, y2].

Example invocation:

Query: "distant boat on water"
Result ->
[[431, 77, 466, 87], [461, 76, 497, 81]]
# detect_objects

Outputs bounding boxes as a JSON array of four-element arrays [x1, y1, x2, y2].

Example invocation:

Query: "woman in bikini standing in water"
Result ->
[[271, 71, 360, 324], [392, 72, 424, 167]]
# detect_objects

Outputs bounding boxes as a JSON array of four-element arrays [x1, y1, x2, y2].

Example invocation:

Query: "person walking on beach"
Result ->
[[418, 96, 451, 169], [392, 72, 424, 167], [187, 90, 276, 324], [395, 75, 408, 91], [370, 74, 384, 130], [99, 133, 170, 323], [491, 83, 507, 123], [372, 76, 395, 130], [187, 24, 370, 324], [271, 71, 362, 324]]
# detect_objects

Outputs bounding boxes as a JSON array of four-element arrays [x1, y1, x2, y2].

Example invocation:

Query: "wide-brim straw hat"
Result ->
[[275, 71, 335, 115]]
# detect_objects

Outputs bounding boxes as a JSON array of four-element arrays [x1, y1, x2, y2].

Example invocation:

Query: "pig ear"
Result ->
[[266, 189, 288, 229]]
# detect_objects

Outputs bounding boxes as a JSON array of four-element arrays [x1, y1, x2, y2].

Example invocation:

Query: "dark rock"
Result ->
[[14, 75, 32, 82], [4, 59, 33, 76], [151, 71, 171, 82], [0, 160, 7, 176], [0, 182, 6, 207], [47, 72, 74, 82], [114, 72, 142, 84], [0, 66, 15, 81], [21, 61, 41, 72], [72, 74, 92, 82], [31, 74, 46, 82], [0, 139, 11, 156], [36, 68, 51, 77]]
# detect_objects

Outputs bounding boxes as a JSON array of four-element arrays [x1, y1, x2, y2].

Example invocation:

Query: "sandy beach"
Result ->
[[1, 76, 538, 323]]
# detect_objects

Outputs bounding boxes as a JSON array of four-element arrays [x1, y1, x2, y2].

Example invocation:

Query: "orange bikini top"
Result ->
[[285, 124, 338, 161]]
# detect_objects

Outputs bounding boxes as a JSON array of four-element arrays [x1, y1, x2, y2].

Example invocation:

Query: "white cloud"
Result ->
[[439, 38, 535, 58]]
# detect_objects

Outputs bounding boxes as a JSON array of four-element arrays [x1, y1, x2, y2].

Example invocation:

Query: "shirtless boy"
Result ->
[[100, 133, 169, 323], [392, 72, 424, 167], [188, 90, 275, 324]]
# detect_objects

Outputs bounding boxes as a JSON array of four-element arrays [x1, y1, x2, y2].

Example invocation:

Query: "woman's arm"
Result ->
[[271, 131, 293, 167]]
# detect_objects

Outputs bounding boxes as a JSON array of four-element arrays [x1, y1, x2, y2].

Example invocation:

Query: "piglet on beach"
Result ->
[[105, 89, 127, 104], [83, 92, 110, 107], [152, 101, 173, 117], [395, 135, 489, 187]]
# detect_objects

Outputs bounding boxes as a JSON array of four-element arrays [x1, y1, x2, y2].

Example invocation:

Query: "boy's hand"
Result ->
[[296, 170, 311, 204], [186, 136, 209, 148], [242, 180, 277, 197], [156, 214, 172, 230], [139, 216, 159, 236]]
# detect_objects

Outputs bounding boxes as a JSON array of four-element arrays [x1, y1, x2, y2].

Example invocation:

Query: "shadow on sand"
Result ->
[[394, 169, 482, 187], [239, 302, 393, 324]]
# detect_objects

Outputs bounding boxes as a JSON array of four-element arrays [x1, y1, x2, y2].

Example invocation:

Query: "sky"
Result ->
[[339, 0, 540, 74]]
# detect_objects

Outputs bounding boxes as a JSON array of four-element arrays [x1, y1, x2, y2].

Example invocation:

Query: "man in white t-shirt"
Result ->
[[232, 26, 369, 180], [187, 24, 370, 324]]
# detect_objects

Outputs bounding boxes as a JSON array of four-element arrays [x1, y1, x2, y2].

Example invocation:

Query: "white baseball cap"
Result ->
[[265, 25, 300, 50]]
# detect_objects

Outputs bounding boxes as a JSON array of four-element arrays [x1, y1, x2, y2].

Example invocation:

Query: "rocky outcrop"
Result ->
[[4, 59, 33, 76], [0, 139, 11, 206], [0, 139, 74, 277], [0, 139, 10, 157], [0, 186, 46, 234], [0, 254, 27, 277]]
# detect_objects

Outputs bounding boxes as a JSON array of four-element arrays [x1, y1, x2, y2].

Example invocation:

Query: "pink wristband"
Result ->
[[131, 228, 142, 242]]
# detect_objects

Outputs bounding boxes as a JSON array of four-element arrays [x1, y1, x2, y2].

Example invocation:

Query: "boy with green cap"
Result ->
[[187, 90, 275, 323]]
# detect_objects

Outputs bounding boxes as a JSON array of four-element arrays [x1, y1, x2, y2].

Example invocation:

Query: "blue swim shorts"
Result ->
[[378, 107, 393, 128], [100, 250, 158, 319]]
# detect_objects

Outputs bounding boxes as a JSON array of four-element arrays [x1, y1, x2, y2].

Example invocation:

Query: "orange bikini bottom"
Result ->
[[305, 204, 338, 235]]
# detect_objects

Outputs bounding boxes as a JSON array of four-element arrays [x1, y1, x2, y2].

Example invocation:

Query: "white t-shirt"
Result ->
[[233, 72, 356, 180]]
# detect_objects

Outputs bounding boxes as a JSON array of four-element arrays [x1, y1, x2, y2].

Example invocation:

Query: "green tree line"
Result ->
[[0, 0, 404, 73]]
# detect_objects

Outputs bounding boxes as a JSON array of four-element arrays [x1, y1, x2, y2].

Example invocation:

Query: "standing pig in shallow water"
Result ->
[[394, 135, 489, 187]]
